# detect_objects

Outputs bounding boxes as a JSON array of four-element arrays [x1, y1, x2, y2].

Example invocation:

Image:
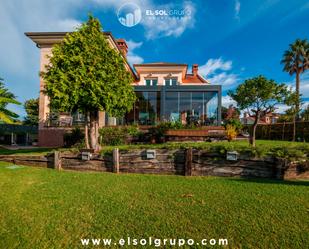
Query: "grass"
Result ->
[[0, 147, 56, 155], [0, 162, 308, 248], [1, 140, 308, 160], [101, 140, 309, 160], [0, 146, 72, 155]]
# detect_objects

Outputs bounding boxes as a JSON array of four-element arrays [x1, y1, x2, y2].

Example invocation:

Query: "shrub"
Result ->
[[226, 124, 237, 141], [224, 118, 242, 132], [64, 127, 84, 147], [99, 126, 140, 146], [148, 121, 185, 140], [159, 121, 184, 130], [126, 124, 140, 136]]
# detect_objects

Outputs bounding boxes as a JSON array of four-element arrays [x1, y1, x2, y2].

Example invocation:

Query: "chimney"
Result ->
[[192, 64, 198, 76], [117, 39, 128, 57]]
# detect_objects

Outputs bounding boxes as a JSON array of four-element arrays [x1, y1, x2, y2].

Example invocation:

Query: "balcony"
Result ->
[[44, 112, 85, 127]]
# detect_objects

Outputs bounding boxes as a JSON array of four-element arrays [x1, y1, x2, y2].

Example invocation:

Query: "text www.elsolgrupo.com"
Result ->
[[80, 237, 228, 247]]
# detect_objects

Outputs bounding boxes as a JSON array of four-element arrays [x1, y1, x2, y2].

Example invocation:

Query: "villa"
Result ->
[[26, 32, 222, 147]]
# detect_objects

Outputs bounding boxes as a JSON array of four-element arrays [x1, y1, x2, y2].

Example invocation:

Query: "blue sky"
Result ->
[[0, 0, 308, 118]]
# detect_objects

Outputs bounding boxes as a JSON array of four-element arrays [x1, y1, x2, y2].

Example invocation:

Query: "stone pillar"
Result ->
[[38, 46, 52, 129], [98, 111, 105, 128], [11, 132, 14, 145], [185, 148, 193, 176], [54, 151, 62, 170], [113, 148, 119, 173], [26, 133, 29, 145]]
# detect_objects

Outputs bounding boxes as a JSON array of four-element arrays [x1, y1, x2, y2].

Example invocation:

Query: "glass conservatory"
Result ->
[[125, 85, 222, 126]]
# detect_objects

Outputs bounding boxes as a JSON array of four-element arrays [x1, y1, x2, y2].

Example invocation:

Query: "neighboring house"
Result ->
[[26, 32, 221, 147], [241, 112, 281, 125]]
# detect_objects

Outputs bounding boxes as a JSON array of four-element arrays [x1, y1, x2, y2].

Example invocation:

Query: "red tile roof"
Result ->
[[183, 74, 208, 83]]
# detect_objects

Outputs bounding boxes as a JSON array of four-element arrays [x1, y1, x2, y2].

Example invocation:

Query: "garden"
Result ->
[[0, 161, 308, 249], [0, 14, 308, 249]]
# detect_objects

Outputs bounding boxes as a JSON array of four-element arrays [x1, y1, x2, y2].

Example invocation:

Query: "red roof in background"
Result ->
[[242, 116, 268, 124], [183, 74, 208, 83]]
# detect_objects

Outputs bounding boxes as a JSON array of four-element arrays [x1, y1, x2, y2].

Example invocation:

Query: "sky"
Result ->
[[0, 0, 308, 118]]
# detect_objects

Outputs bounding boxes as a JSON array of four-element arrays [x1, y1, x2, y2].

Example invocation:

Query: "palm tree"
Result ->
[[281, 39, 309, 114], [0, 78, 20, 123]]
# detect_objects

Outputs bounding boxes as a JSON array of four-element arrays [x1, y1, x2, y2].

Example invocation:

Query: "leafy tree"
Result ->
[[41, 15, 136, 150], [24, 98, 39, 126], [301, 105, 309, 121], [222, 105, 242, 132], [0, 78, 20, 123], [277, 114, 293, 123], [221, 105, 240, 121], [283, 91, 302, 141], [228, 76, 288, 147], [281, 39, 309, 116]]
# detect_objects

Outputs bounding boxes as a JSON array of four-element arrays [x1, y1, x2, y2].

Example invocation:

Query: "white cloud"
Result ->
[[199, 58, 232, 76], [127, 54, 144, 65], [126, 40, 144, 65], [222, 95, 237, 107], [299, 72, 309, 98], [142, 1, 196, 39], [234, 0, 241, 20], [127, 40, 143, 50], [0, 0, 82, 74], [91, 0, 123, 7], [0, 0, 83, 117], [92, 0, 196, 39], [54, 19, 81, 31], [285, 71, 309, 98], [199, 57, 240, 88], [255, 72, 309, 114], [208, 72, 239, 86], [274, 104, 289, 114]]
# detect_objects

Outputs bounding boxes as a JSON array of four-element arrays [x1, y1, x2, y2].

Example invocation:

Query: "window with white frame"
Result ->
[[145, 78, 158, 86], [165, 78, 178, 86]]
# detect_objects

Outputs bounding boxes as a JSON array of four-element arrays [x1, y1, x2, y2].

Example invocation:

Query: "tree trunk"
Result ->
[[95, 111, 101, 151], [89, 111, 99, 151], [296, 71, 300, 96], [292, 115, 296, 142], [84, 112, 90, 149], [296, 71, 300, 120], [250, 113, 260, 147]]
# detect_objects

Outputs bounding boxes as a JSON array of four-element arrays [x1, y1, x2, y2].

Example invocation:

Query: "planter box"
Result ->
[[165, 127, 225, 137]]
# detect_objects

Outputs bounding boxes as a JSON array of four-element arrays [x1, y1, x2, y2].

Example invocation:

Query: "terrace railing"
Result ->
[[44, 112, 85, 127]]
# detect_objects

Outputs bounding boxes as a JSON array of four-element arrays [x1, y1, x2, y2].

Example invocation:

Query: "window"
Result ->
[[133, 91, 160, 125], [165, 91, 218, 125], [125, 89, 220, 126], [145, 78, 158, 86], [165, 78, 178, 86]]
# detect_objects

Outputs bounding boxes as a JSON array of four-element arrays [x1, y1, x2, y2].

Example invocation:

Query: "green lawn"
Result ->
[[0, 147, 56, 155], [1, 140, 309, 161], [0, 162, 308, 248]]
